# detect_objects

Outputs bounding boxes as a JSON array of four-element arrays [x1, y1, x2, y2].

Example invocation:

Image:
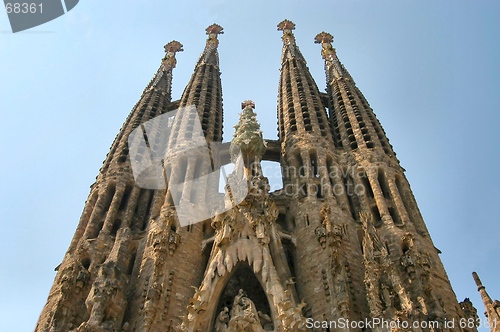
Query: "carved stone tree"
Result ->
[[179, 101, 307, 332]]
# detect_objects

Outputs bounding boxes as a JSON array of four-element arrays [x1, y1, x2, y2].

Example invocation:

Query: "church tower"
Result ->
[[36, 21, 480, 332]]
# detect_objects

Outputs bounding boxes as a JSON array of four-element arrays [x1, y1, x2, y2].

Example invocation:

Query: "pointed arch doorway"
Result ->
[[212, 263, 274, 331]]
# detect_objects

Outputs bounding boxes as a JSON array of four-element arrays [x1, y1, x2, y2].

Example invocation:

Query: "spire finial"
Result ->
[[314, 31, 336, 60], [199, 24, 223, 65], [278, 19, 296, 45], [472, 272, 484, 289], [147, 40, 183, 92], [162, 40, 183, 72], [314, 31, 334, 45], [164, 40, 184, 54], [277, 19, 295, 32], [314, 31, 345, 79], [241, 100, 255, 110], [206, 23, 224, 38]]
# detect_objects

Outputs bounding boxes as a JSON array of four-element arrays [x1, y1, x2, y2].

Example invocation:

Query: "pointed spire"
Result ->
[[197, 23, 224, 67], [315, 31, 396, 154], [276, 20, 333, 147], [148, 40, 183, 94], [277, 19, 306, 64], [314, 31, 345, 80], [473, 271, 487, 291], [177, 24, 224, 141], [472, 272, 500, 329], [162, 40, 184, 71]]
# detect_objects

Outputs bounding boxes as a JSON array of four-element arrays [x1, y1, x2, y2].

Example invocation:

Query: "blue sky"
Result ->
[[1, 0, 499, 330]]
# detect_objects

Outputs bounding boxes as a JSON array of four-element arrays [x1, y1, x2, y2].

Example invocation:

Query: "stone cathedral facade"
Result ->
[[35, 20, 492, 332]]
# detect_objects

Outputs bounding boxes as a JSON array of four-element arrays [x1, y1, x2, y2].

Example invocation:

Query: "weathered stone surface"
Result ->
[[35, 21, 485, 332]]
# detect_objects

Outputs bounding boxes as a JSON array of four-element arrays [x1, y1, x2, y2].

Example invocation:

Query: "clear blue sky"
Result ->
[[1, 1, 499, 331]]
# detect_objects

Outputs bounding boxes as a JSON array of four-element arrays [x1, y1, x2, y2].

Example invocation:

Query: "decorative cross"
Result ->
[[206, 23, 224, 36], [277, 19, 296, 32], [314, 31, 338, 65], [164, 40, 184, 54], [161, 41, 183, 73], [314, 32, 334, 45]]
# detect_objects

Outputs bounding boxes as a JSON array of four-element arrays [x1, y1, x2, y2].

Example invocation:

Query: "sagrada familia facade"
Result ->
[[35, 20, 499, 332]]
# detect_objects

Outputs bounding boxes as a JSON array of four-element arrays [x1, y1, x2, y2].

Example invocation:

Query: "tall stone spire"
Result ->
[[312, 31, 471, 330], [473, 272, 500, 331], [34, 40, 182, 332], [35, 24, 480, 332], [314, 31, 422, 230], [146, 40, 184, 96], [277, 19, 305, 64], [276, 20, 347, 324], [175, 23, 224, 141], [315, 31, 394, 154], [276, 19, 336, 204], [122, 24, 227, 330], [277, 20, 332, 145]]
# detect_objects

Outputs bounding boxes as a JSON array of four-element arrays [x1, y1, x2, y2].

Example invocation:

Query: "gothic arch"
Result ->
[[209, 262, 275, 331], [181, 233, 304, 331]]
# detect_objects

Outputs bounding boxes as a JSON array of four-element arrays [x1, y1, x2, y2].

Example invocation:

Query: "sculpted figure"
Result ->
[[215, 307, 230, 332], [227, 289, 265, 332]]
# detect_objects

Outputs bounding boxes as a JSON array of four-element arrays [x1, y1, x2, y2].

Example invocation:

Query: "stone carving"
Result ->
[[315, 225, 327, 248], [83, 262, 127, 330], [360, 213, 414, 323], [167, 229, 180, 256], [226, 289, 265, 331], [213, 291, 277, 332], [258, 311, 273, 331], [215, 306, 230, 332], [162, 41, 183, 72], [202, 24, 223, 64], [230, 101, 267, 164], [35, 23, 477, 332], [75, 269, 90, 294], [314, 31, 345, 80], [178, 102, 306, 332], [361, 211, 388, 263], [277, 20, 297, 59], [418, 252, 431, 278]]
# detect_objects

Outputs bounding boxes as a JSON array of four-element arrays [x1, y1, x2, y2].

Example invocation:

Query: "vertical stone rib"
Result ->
[[35, 41, 183, 332], [366, 169, 391, 224], [277, 20, 335, 200], [122, 186, 141, 228], [386, 174, 411, 224], [102, 184, 126, 235], [276, 19, 343, 324], [132, 24, 224, 330], [315, 32, 395, 155], [176, 24, 223, 143], [473, 272, 500, 331], [67, 190, 98, 253], [278, 21, 333, 149]]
